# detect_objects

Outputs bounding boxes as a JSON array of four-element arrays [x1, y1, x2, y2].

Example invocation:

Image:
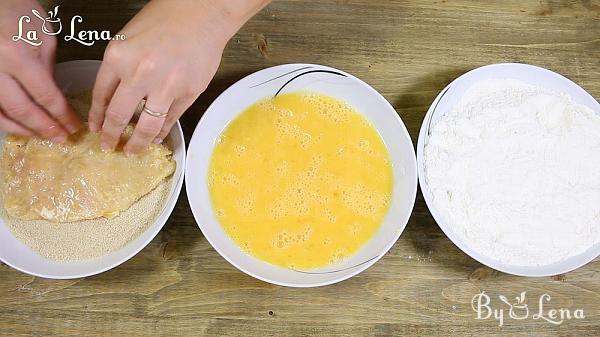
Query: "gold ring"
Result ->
[[142, 105, 168, 118]]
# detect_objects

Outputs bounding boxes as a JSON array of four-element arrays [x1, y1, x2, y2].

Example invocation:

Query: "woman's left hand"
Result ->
[[89, 0, 265, 154]]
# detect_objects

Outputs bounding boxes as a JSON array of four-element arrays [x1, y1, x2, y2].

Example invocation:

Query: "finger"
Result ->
[[155, 96, 197, 143], [41, 50, 55, 76], [11, 61, 81, 134], [0, 109, 34, 136], [100, 83, 145, 151], [89, 62, 120, 132], [39, 33, 57, 74], [0, 74, 67, 141], [124, 95, 172, 154]]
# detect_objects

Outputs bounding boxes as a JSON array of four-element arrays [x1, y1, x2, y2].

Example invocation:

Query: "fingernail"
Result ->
[[52, 135, 67, 143], [153, 137, 163, 144], [89, 122, 98, 133], [100, 142, 111, 152], [66, 124, 80, 134], [124, 147, 137, 156]]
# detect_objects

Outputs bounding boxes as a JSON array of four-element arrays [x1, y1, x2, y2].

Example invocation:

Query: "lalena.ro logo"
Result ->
[[12, 5, 125, 47], [472, 291, 585, 327]]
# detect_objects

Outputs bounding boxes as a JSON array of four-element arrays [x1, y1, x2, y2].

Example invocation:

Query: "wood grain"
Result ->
[[2, 1, 600, 336]]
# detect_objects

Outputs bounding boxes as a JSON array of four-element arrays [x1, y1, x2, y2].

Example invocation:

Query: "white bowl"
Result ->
[[417, 63, 600, 276], [186, 64, 417, 287], [0, 60, 185, 279]]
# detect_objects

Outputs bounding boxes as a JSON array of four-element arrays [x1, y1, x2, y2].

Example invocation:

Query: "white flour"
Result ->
[[424, 79, 600, 267]]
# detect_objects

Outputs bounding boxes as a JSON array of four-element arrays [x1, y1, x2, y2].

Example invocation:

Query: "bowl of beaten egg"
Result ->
[[186, 64, 417, 287], [0, 60, 185, 278]]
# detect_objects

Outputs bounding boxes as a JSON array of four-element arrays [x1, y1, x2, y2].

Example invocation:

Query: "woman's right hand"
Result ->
[[0, 0, 80, 141]]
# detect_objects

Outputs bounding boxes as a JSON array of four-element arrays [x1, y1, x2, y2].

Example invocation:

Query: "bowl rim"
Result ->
[[417, 62, 600, 277], [0, 60, 186, 279], [185, 63, 418, 287]]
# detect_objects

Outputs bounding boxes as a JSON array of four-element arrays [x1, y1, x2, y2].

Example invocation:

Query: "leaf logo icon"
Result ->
[[49, 6, 60, 19], [516, 291, 526, 305]]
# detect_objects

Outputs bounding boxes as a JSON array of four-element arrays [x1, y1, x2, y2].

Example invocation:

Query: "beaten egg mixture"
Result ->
[[208, 92, 392, 269]]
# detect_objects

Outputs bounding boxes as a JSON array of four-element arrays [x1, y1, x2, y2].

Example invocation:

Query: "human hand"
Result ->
[[0, 0, 81, 140], [89, 0, 252, 154]]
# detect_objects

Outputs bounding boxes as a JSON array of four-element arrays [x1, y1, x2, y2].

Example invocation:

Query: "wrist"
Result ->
[[204, 0, 271, 40]]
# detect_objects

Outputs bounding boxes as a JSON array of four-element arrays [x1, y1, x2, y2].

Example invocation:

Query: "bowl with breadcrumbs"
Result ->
[[0, 60, 185, 279]]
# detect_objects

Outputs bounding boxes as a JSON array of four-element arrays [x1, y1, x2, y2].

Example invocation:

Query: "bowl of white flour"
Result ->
[[418, 63, 600, 276]]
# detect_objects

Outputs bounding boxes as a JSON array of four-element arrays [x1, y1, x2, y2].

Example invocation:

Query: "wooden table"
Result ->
[[2, 1, 600, 336]]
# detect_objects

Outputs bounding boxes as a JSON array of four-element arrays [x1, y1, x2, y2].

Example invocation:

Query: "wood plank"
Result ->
[[2, 0, 600, 336]]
